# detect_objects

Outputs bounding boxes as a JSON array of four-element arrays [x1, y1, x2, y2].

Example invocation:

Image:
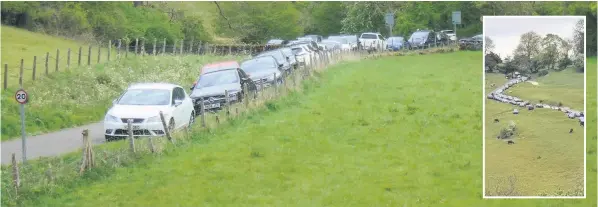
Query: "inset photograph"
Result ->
[[483, 16, 586, 198]]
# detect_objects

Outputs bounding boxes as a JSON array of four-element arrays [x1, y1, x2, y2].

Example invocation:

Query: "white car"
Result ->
[[359, 32, 386, 51], [104, 83, 195, 141], [440, 30, 457, 41], [291, 45, 315, 66]]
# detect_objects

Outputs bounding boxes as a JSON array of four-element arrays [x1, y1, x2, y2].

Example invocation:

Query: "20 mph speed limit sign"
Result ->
[[15, 89, 28, 104]]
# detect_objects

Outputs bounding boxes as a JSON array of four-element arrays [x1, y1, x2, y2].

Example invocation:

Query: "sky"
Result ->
[[484, 16, 584, 59]]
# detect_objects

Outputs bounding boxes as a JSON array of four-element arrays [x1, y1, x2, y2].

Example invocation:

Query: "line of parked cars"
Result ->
[[103, 38, 331, 142]]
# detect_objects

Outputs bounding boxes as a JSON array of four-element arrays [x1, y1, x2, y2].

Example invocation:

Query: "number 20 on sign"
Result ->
[[15, 89, 28, 104]]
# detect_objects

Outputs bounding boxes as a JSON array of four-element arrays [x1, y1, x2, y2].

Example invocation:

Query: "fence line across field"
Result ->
[[2, 38, 463, 90]]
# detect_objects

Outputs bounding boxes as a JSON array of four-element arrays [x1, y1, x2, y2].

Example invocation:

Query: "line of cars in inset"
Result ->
[[103, 39, 331, 142]]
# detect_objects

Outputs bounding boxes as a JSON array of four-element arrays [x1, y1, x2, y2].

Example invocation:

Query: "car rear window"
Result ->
[[360, 34, 377, 39]]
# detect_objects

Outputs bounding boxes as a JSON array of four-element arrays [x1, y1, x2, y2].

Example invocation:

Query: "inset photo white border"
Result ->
[[482, 15, 586, 199]]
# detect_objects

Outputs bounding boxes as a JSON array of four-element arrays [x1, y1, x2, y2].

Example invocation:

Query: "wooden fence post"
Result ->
[[153, 38, 157, 56], [19, 59, 23, 87], [3, 64, 7, 90], [140, 38, 145, 56], [32, 56, 37, 81], [67, 48, 71, 70], [189, 38, 194, 54], [148, 136, 155, 153], [55, 49, 60, 72], [87, 46, 92, 66], [79, 129, 94, 174], [159, 111, 174, 143], [134, 38, 139, 55], [125, 39, 129, 58], [45, 52, 49, 75], [197, 41, 201, 54], [228, 45, 232, 55], [162, 38, 166, 55], [127, 119, 136, 153], [180, 38, 184, 55], [273, 73, 278, 96], [200, 101, 206, 128], [11, 153, 20, 196], [97, 42, 101, 63], [108, 40, 111, 61], [78, 47, 82, 66], [243, 83, 249, 109], [173, 39, 177, 55], [117, 39, 122, 59], [224, 90, 230, 116]]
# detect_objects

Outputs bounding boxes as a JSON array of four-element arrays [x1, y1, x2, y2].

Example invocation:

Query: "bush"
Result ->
[[538, 70, 549, 77]]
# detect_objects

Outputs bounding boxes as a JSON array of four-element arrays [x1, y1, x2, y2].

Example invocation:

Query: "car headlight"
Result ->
[[147, 115, 161, 123], [104, 114, 120, 123]]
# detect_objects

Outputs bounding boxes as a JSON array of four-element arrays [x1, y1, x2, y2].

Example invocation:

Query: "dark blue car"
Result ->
[[386, 36, 409, 51]]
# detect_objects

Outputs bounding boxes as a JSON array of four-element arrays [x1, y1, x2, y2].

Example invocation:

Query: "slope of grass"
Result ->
[[0, 54, 247, 141], [509, 68, 584, 110], [15, 52, 596, 206], [485, 72, 584, 196], [1, 26, 117, 89]]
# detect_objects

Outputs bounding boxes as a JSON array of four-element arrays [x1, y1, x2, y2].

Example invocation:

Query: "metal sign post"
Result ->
[[15, 88, 28, 163], [385, 13, 394, 37], [452, 11, 462, 40]]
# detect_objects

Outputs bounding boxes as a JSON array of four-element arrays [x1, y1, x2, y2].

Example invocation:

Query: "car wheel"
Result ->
[[168, 118, 175, 132], [105, 135, 113, 142], [189, 111, 195, 125]]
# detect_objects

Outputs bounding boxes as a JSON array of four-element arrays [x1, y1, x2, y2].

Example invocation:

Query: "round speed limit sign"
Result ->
[[15, 89, 28, 104]]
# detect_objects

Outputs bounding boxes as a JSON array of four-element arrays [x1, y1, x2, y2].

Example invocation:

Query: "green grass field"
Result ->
[[11, 53, 595, 206], [484, 69, 585, 196], [1, 26, 118, 89]]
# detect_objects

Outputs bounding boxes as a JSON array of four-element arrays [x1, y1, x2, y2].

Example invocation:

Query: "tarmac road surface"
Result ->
[[1, 122, 104, 165]]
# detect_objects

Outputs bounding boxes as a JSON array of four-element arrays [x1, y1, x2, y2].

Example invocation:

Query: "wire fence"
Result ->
[[2, 38, 286, 91], [1, 45, 461, 205]]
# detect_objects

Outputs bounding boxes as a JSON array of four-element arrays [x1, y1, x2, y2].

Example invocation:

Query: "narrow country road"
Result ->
[[1, 122, 104, 165]]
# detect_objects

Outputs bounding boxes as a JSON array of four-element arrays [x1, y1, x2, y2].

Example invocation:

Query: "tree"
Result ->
[[514, 31, 542, 60], [485, 36, 495, 54], [573, 19, 584, 56], [540, 34, 564, 70]]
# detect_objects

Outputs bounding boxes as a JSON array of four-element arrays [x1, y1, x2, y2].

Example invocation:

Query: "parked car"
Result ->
[[199, 61, 240, 76], [408, 30, 437, 49], [265, 39, 288, 50], [189, 63, 257, 112], [290, 44, 313, 66], [341, 35, 360, 50], [386, 36, 409, 51], [436, 31, 450, 44], [326, 35, 351, 51], [320, 40, 343, 51], [278, 47, 299, 70], [104, 83, 195, 141], [440, 30, 457, 41], [303, 34, 323, 43], [240, 56, 284, 90], [459, 34, 483, 50], [255, 50, 292, 75], [359, 32, 386, 51]]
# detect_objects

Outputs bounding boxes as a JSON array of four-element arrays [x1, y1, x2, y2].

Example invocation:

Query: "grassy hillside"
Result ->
[[485, 70, 584, 196], [1, 26, 116, 89], [17, 53, 597, 206]]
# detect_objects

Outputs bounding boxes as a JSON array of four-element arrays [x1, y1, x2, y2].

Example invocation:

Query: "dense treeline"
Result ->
[[1, 1, 596, 55], [485, 19, 586, 75]]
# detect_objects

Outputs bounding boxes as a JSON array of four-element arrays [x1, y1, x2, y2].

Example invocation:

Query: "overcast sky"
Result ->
[[484, 16, 584, 58]]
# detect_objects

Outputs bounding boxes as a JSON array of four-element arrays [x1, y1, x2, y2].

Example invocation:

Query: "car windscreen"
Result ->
[[360, 34, 377, 39], [117, 89, 171, 106], [258, 51, 285, 63], [196, 70, 239, 88], [291, 47, 303, 55], [241, 58, 277, 73], [280, 49, 295, 59]]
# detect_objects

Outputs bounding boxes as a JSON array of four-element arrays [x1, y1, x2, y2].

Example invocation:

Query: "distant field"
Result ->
[[484, 67, 585, 196], [18, 52, 596, 206], [1, 26, 116, 89]]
